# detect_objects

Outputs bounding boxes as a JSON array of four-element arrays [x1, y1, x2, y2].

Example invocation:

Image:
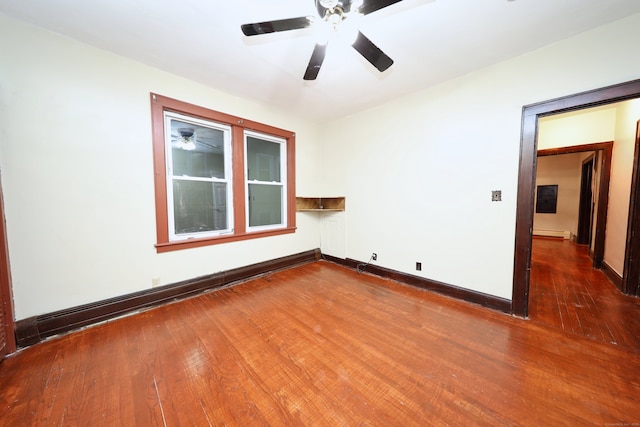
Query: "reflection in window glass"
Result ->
[[173, 181, 229, 233], [165, 112, 232, 239], [247, 136, 281, 182], [170, 118, 226, 178]]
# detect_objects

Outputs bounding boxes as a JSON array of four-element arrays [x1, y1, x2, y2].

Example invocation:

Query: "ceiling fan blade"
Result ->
[[359, 0, 403, 15], [241, 16, 312, 36], [303, 43, 327, 80], [352, 32, 393, 72]]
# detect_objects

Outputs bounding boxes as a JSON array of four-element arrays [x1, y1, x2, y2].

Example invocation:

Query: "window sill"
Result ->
[[297, 208, 344, 212], [155, 227, 296, 253]]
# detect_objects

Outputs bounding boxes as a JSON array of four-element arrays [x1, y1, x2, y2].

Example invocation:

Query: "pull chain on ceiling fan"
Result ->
[[241, 0, 403, 80]]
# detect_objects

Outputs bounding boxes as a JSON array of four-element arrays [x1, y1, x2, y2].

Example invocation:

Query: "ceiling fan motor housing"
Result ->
[[178, 128, 194, 138], [317, 0, 358, 17]]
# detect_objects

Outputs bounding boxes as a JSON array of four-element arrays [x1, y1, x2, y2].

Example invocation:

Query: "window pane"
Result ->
[[247, 136, 281, 182], [173, 180, 228, 234], [248, 184, 282, 227], [170, 118, 226, 179]]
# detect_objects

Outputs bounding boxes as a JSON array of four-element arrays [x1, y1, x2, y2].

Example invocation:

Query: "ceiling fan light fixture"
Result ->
[[315, 5, 359, 45], [181, 139, 196, 151], [326, 8, 344, 25], [176, 127, 197, 151], [319, 0, 339, 10]]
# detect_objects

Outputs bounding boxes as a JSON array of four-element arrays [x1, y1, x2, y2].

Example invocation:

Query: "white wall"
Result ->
[[605, 99, 640, 275], [321, 13, 640, 300], [538, 107, 617, 150], [0, 14, 324, 320], [533, 153, 586, 239]]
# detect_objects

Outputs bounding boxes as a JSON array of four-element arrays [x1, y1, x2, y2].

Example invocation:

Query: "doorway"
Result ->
[[535, 142, 612, 269], [512, 78, 640, 317]]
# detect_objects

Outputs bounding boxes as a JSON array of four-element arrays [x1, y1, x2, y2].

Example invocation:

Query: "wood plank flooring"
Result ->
[[1, 260, 639, 425], [530, 236, 640, 350]]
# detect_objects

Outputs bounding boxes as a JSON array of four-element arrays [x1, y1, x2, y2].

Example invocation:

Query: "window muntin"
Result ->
[[164, 112, 232, 240], [245, 131, 286, 231]]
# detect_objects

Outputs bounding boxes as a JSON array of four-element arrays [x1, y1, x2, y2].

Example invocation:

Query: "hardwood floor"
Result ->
[[530, 236, 640, 350], [1, 260, 639, 425]]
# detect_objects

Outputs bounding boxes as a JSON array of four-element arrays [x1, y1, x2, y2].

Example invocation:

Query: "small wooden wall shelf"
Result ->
[[296, 197, 345, 212]]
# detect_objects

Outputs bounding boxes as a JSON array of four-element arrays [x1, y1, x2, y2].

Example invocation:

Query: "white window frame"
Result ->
[[244, 130, 287, 233], [164, 111, 233, 241]]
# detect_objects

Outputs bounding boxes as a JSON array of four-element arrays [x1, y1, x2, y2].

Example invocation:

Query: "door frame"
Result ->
[[512, 78, 640, 317], [0, 173, 16, 356], [577, 154, 595, 246], [621, 120, 640, 296]]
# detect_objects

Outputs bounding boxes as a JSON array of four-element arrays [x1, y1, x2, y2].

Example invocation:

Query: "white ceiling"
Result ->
[[1, 0, 639, 123]]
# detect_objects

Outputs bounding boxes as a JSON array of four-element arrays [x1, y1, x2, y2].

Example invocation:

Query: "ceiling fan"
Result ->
[[241, 0, 403, 80], [171, 128, 220, 152]]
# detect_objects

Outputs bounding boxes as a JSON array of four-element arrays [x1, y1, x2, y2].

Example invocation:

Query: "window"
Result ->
[[151, 94, 296, 252], [245, 131, 286, 231]]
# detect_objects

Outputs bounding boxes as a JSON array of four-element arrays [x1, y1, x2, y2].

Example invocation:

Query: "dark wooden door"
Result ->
[[0, 175, 16, 358], [577, 156, 594, 245]]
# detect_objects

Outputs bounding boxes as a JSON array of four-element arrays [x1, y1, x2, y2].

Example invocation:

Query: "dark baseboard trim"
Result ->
[[15, 249, 321, 349], [323, 255, 512, 314], [600, 260, 623, 291], [16, 249, 512, 349]]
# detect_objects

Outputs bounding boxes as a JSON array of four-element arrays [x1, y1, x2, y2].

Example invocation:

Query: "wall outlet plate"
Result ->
[[492, 190, 502, 202]]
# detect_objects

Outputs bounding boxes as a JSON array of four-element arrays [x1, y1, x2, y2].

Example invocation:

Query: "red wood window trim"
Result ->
[[150, 93, 296, 252]]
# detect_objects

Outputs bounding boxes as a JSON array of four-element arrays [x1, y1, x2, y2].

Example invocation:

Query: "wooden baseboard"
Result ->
[[600, 260, 623, 291], [323, 255, 512, 314], [533, 230, 572, 240], [16, 249, 511, 349], [15, 249, 321, 348]]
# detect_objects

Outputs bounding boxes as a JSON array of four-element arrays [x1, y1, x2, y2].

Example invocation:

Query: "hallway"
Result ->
[[529, 236, 640, 351]]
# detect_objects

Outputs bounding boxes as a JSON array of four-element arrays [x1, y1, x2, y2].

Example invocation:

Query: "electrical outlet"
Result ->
[[152, 277, 161, 287], [372, 253, 377, 261], [416, 262, 422, 271]]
